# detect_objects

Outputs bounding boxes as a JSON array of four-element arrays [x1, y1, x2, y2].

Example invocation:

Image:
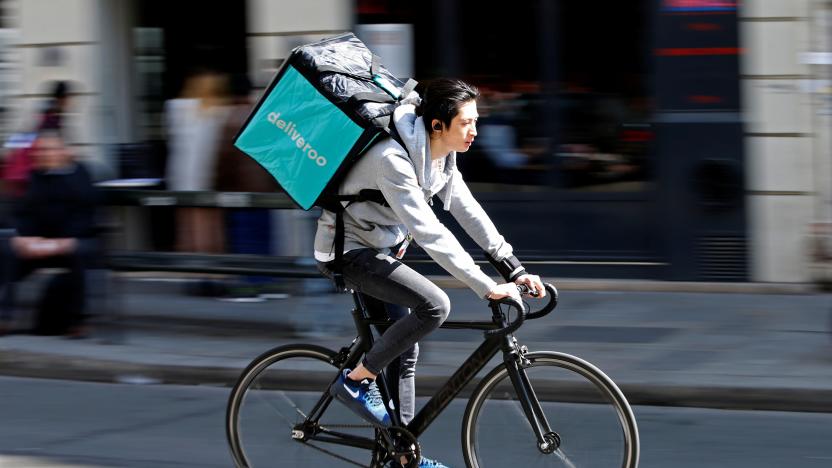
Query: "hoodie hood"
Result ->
[[392, 102, 458, 210]]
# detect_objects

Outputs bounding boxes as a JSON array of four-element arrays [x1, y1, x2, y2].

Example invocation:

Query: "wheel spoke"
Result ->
[[244, 387, 297, 429], [554, 448, 578, 468], [275, 389, 308, 420]]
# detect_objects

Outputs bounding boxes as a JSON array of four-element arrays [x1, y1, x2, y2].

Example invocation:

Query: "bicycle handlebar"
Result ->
[[526, 283, 558, 320], [485, 295, 526, 337], [484, 283, 559, 337]]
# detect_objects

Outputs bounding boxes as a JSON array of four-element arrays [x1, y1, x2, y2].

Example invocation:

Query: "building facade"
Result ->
[[742, 0, 832, 282], [1, 0, 829, 283]]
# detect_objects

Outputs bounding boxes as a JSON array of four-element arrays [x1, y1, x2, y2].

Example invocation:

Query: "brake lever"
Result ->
[[485, 295, 527, 337], [517, 284, 539, 298]]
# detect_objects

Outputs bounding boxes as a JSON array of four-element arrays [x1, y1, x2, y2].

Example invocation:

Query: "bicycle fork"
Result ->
[[503, 338, 560, 454]]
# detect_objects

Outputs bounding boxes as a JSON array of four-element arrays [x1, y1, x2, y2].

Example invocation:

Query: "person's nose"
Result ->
[[470, 124, 477, 137]]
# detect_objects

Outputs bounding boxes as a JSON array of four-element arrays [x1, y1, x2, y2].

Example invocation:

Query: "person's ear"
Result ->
[[431, 120, 443, 132]]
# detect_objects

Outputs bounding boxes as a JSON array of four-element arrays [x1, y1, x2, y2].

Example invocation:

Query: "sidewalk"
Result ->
[[1, 275, 830, 412]]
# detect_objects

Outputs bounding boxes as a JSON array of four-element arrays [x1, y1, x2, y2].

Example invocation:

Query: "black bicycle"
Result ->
[[226, 283, 640, 467]]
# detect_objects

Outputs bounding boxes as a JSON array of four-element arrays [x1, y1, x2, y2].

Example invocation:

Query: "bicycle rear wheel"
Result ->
[[462, 351, 639, 468], [226, 344, 377, 467]]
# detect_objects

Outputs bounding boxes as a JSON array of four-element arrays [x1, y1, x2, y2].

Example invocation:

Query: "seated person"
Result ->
[[0, 128, 99, 337]]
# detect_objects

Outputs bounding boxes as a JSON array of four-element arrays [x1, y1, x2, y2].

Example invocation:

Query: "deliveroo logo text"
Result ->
[[267, 111, 327, 166]]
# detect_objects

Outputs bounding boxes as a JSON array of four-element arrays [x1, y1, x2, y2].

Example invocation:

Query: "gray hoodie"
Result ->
[[313, 103, 515, 299]]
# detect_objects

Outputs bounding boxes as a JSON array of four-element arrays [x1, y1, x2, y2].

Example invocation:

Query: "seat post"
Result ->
[[350, 289, 367, 316], [349, 290, 374, 340]]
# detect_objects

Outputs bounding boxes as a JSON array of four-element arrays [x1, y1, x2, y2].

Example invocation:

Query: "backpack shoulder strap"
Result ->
[[320, 191, 388, 291], [386, 122, 406, 152]]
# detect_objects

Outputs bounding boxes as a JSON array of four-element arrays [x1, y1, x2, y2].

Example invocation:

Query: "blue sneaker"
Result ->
[[418, 456, 450, 468], [330, 369, 391, 427]]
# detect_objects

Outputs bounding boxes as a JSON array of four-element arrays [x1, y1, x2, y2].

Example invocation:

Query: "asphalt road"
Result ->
[[1, 376, 831, 467]]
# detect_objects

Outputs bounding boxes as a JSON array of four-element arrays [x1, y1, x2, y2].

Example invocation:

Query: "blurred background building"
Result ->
[[0, 0, 19, 144], [0, 0, 830, 284]]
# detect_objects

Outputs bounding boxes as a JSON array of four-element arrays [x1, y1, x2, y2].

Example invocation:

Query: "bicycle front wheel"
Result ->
[[462, 351, 639, 468], [226, 344, 377, 467]]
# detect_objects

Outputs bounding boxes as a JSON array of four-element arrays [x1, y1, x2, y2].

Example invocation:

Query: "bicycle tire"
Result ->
[[226, 344, 377, 468], [462, 351, 639, 468]]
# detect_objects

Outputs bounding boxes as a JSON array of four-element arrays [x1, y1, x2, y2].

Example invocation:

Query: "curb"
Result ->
[[3, 349, 831, 414], [0, 349, 241, 386]]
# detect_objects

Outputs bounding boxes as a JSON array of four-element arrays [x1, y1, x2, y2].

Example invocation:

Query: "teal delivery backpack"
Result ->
[[234, 32, 417, 288], [234, 32, 416, 211]]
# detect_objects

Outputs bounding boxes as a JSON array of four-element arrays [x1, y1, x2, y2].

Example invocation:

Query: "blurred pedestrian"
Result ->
[[38, 80, 73, 132], [215, 73, 283, 301], [478, 88, 530, 171], [164, 69, 228, 253], [216, 74, 278, 194], [2, 80, 75, 199], [0, 128, 99, 337]]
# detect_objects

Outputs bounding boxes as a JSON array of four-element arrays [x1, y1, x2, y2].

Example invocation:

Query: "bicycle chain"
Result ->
[[303, 423, 381, 468], [320, 422, 376, 429]]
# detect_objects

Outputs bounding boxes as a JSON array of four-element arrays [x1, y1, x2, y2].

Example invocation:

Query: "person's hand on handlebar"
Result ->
[[485, 283, 522, 301], [515, 273, 546, 298]]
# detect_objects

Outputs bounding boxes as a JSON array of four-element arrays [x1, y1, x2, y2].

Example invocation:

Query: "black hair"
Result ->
[[40, 81, 72, 128], [50, 80, 70, 100], [417, 78, 479, 134]]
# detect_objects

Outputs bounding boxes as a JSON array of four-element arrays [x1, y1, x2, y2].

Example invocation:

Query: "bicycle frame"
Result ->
[[293, 291, 554, 453]]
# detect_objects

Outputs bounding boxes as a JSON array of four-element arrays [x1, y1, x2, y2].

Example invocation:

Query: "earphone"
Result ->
[[433, 123, 442, 131]]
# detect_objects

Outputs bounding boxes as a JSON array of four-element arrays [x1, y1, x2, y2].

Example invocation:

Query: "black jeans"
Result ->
[[318, 248, 451, 424], [0, 239, 95, 330]]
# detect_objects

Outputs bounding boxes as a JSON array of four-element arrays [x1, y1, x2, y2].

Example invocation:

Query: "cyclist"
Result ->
[[316, 78, 545, 467]]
